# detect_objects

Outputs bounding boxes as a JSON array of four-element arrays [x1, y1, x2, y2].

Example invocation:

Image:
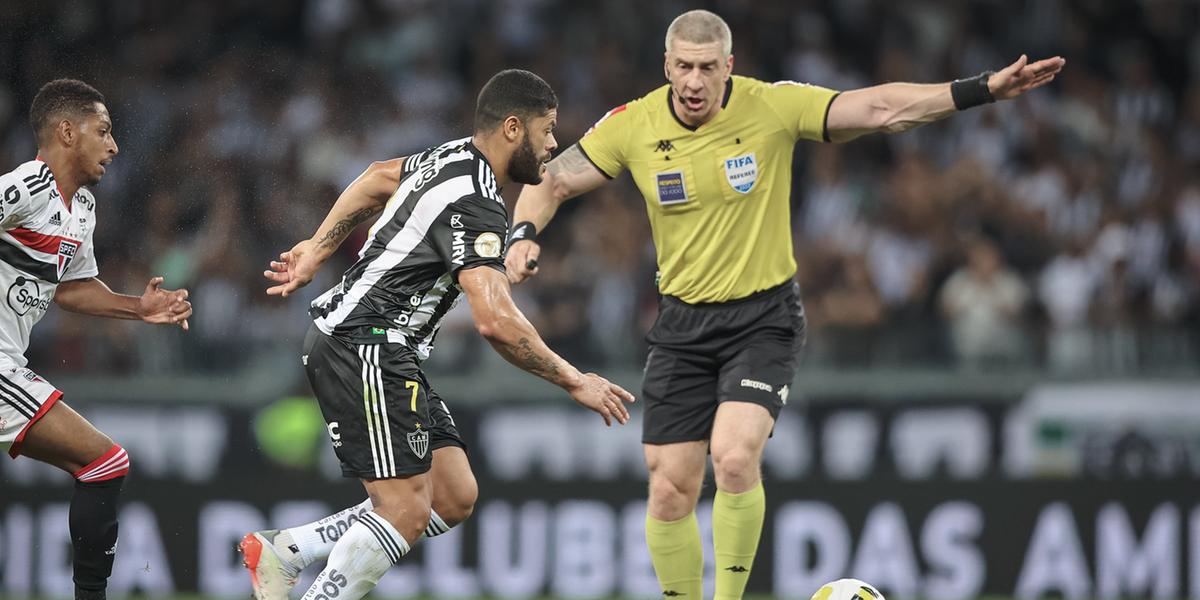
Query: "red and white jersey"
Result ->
[[0, 159, 99, 366]]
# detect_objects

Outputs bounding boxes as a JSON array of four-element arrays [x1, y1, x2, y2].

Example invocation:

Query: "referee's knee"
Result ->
[[712, 447, 760, 491]]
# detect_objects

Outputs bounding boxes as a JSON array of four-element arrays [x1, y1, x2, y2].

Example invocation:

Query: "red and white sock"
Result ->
[[74, 445, 130, 483]]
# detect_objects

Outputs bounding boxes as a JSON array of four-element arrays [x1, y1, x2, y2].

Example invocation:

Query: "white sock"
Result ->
[[280, 498, 374, 568], [300, 511, 410, 600], [424, 509, 452, 538], [277, 499, 455, 569]]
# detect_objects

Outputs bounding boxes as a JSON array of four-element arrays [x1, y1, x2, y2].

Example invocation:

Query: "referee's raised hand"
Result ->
[[568, 373, 636, 427], [505, 239, 541, 284], [987, 54, 1066, 100]]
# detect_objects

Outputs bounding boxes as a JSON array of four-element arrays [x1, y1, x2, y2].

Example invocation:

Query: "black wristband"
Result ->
[[508, 221, 537, 244], [950, 71, 996, 110]]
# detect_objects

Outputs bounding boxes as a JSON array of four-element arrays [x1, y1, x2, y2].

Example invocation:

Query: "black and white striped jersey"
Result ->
[[310, 137, 508, 360]]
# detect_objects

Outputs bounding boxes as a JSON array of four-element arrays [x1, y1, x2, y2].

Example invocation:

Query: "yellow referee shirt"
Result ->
[[578, 75, 839, 303]]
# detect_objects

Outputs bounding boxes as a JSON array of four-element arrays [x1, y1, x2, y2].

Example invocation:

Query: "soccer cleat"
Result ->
[[239, 530, 300, 600]]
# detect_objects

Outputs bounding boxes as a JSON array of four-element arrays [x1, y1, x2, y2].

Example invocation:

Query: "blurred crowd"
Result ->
[[1, 0, 1197, 376]]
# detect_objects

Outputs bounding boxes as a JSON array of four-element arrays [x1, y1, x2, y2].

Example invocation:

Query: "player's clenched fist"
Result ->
[[567, 372, 636, 426]]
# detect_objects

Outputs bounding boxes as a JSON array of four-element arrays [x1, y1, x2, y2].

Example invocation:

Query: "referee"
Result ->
[[506, 10, 1064, 600]]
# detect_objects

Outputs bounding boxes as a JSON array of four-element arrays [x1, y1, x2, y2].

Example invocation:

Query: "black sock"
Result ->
[[70, 476, 124, 600]]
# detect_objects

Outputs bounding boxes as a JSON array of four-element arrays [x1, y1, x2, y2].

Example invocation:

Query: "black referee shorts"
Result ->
[[302, 325, 465, 480], [641, 281, 806, 444]]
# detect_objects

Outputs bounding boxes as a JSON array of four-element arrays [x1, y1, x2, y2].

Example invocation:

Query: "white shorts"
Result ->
[[0, 356, 62, 458]]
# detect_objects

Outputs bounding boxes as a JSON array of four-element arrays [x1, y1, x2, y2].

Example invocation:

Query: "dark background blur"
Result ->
[[1, 0, 1197, 380], [2, 2, 1199, 599]]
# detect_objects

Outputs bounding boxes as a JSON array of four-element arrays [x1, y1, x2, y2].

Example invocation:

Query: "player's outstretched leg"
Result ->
[[240, 447, 478, 599], [644, 441, 708, 599], [16, 400, 129, 600], [710, 402, 774, 600], [299, 474, 430, 600]]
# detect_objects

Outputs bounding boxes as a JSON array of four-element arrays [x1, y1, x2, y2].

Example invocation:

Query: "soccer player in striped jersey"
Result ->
[[507, 10, 1063, 599], [0, 79, 192, 600], [240, 69, 635, 600]]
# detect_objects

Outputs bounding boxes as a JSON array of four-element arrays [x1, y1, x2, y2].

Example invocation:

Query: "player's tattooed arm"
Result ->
[[265, 157, 405, 296], [513, 336, 562, 380], [459, 266, 581, 389], [460, 266, 636, 426], [313, 205, 382, 251], [306, 158, 405, 257]]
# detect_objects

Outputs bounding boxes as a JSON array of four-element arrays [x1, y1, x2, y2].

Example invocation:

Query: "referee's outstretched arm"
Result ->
[[825, 54, 1065, 143], [458, 264, 636, 426]]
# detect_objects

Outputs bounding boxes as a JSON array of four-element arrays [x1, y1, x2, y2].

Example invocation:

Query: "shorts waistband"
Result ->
[[662, 279, 795, 309]]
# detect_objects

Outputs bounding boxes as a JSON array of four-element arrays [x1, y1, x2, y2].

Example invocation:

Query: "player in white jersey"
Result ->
[[0, 79, 192, 600]]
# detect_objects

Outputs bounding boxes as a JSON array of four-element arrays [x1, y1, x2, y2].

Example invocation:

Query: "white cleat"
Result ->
[[239, 530, 299, 600]]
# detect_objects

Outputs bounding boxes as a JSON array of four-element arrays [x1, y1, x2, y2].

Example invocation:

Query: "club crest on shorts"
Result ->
[[724, 152, 757, 194], [407, 425, 429, 459]]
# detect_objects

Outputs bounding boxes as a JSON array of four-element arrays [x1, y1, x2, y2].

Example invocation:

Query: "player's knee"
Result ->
[[73, 443, 130, 483], [374, 495, 432, 538], [438, 477, 478, 526], [712, 447, 760, 490]]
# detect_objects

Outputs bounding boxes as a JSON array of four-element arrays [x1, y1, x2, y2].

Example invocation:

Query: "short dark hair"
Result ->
[[29, 79, 106, 144], [474, 69, 557, 133]]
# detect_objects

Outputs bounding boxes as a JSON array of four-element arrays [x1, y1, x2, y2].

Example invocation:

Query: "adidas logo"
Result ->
[[725, 565, 748, 573], [49, 212, 61, 226]]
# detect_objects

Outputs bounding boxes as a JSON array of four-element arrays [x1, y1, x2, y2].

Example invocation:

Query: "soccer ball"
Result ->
[[811, 579, 886, 600]]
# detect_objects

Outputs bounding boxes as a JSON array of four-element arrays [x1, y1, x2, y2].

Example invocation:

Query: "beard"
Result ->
[[507, 133, 544, 185]]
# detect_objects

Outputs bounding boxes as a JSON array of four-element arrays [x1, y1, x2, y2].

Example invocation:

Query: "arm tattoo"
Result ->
[[546, 144, 594, 177], [314, 206, 382, 250], [513, 336, 561, 381]]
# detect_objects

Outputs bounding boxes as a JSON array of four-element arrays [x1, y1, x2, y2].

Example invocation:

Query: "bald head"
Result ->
[[665, 9, 732, 57]]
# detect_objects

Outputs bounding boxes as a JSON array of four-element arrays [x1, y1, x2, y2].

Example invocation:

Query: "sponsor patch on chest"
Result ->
[[724, 152, 757, 194], [655, 171, 688, 206]]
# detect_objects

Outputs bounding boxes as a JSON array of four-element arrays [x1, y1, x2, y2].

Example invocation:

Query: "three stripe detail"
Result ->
[[23, 164, 52, 197], [357, 344, 397, 479], [0, 375, 39, 419], [74, 444, 130, 482], [359, 512, 410, 565]]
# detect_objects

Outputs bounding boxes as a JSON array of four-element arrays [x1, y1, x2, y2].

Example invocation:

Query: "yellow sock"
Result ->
[[645, 511, 703, 599], [712, 483, 765, 600]]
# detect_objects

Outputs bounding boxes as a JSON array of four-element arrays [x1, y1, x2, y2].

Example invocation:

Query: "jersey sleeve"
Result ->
[[577, 103, 634, 179], [401, 146, 435, 176], [0, 171, 37, 230], [762, 80, 841, 142], [429, 195, 509, 279]]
